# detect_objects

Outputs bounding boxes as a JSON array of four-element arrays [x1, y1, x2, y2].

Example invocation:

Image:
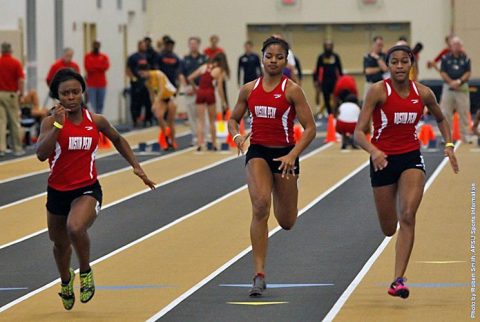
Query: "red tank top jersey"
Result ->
[[48, 108, 100, 191], [371, 79, 423, 155], [247, 76, 296, 146], [198, 65, 214, 90]]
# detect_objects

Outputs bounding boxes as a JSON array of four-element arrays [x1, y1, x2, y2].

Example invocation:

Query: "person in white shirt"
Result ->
[[334, 94, 361, 149]]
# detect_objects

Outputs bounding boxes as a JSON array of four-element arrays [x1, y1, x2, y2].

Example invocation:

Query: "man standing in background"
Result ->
[[440, 36, 472, 143], [0, 42, 25, 156], [84, 40, 110, 114], [179, 37, 207, 146], [46, 47, 80, 86], [363, 36, 387, 100], [314, 40, 343, 116], [126, 40, 153, 127], [237, 41, 262, 86]]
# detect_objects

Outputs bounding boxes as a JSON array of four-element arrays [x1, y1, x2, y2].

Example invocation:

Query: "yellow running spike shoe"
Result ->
[[58, 268, 75, 310], [80, 269, 95, 303]]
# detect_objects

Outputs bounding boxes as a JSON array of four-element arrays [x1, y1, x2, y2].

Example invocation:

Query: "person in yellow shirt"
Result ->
[[139, 64, 177, 149]]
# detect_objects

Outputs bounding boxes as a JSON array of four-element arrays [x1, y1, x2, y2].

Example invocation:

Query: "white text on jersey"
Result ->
[[69, 137, 93, 150], [394, 112, 417, 124], [255, 105, 277, 119]]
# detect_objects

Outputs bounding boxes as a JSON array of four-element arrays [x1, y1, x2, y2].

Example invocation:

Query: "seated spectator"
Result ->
[[333, 74, 358, 106], [334, 94, 361, 149]]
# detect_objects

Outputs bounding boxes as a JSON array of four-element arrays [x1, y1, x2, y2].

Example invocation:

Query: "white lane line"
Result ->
[[0, 146, 195, 212], [146, 157, 369, 321], [322, 142, 460, 322], [0, 129, 191, 184], [0, 148, 235, 251], [0, 142, 333, 313]]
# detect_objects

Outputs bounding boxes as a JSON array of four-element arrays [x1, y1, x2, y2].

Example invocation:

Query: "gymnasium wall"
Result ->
[[0, 0, 148, 123], [146, 0, 452, 106], [454, 0, 480, 78]]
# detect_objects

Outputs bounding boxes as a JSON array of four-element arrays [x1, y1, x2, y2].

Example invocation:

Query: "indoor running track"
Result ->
[[0, 125, 477, 322]]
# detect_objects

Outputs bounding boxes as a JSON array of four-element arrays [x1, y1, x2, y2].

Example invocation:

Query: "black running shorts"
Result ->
[[46, 180, 103, 216], [245, 144, 300, 175], [370, 149, 425, 187]]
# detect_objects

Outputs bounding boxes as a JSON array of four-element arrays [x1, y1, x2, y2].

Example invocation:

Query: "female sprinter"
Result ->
[[139, 64, 178, 150], [228, 37, 316, 297], [36, 69, 156, 310], [354, 45, 459, 299], [188, 53, 228, 151]]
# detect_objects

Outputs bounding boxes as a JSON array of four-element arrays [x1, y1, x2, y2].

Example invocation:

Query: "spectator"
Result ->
[[333, 74, 358, 106], [126, 40, 153, 127], [314, 40, 343, 115], [363, 36, 387, 100], [334, 94, 361, 150], [157, 36, 181, 88], [237, 41, 262, 86], [84, 40, 110, 114], [46, 47, 80, 86], [204, 35, 231, 108], [0, 42, 25, 156], [204, 35, 224, 59], [439, 36, 472, 143], [144, 36, 158, 69], [427, 35, 454, 73], [179, 36, 208, 146], [188, 53, 229, 151]]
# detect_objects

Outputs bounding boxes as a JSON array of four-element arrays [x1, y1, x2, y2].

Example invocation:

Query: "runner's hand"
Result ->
[[371, 149, 388, 172], [273, 153, 297, 179], [444, 146, 459, 174], [133, 166, 156, 190], [234, 132, 251, 156], [51, 104, 70, 126]]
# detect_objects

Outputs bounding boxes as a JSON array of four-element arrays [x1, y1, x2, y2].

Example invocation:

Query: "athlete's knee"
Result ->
[[66, 221, 87, 239], [277, 209, 298, 230], [399, 211, 416, 228], [380, 221, 397, 237], [251, 198, 271, 220]]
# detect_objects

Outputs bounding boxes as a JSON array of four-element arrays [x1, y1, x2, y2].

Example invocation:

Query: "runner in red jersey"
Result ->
[[188, 53, 228, 151], [354, 45, 459, 299], [228, 37, 316, 297], [36, 69, 155, 310]]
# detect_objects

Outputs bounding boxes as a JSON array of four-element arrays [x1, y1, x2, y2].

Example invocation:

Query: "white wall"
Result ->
[[146, 0, 452, 104], [0, 0, 148, 123]]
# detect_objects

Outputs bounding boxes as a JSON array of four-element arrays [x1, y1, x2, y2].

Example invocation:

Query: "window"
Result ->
[[96, 0, 102, 9], [142, 0, 147, 12], [117, 0, 122, 10]]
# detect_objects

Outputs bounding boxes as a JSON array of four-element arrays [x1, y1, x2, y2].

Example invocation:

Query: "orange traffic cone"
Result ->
[[324, 114, 337, 143], [294, 124, 303, 142], [224, 108, 231, 121], [452, 112, 460, 142], [98, 132, 112, 149], [418, 124, 435, 146]]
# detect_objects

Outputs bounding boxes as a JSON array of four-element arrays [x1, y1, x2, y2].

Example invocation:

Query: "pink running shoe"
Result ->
[[388, 277, 409, 299]]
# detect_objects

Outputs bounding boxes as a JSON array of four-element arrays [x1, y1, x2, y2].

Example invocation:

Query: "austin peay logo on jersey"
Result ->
[[394, 112, 418, 124], [255, 105, 277, 119], [68, 137, 93, 150]]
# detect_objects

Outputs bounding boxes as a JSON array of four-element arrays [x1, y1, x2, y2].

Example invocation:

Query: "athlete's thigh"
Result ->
[[397, 169, 425, 220], [373, 183, 398, 225], [67, 196, 98, 230], [272, 173, 298, 221], [246, 158, 274, 206], [47, 212, 69, 243], [167, 99, 177, 122]]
